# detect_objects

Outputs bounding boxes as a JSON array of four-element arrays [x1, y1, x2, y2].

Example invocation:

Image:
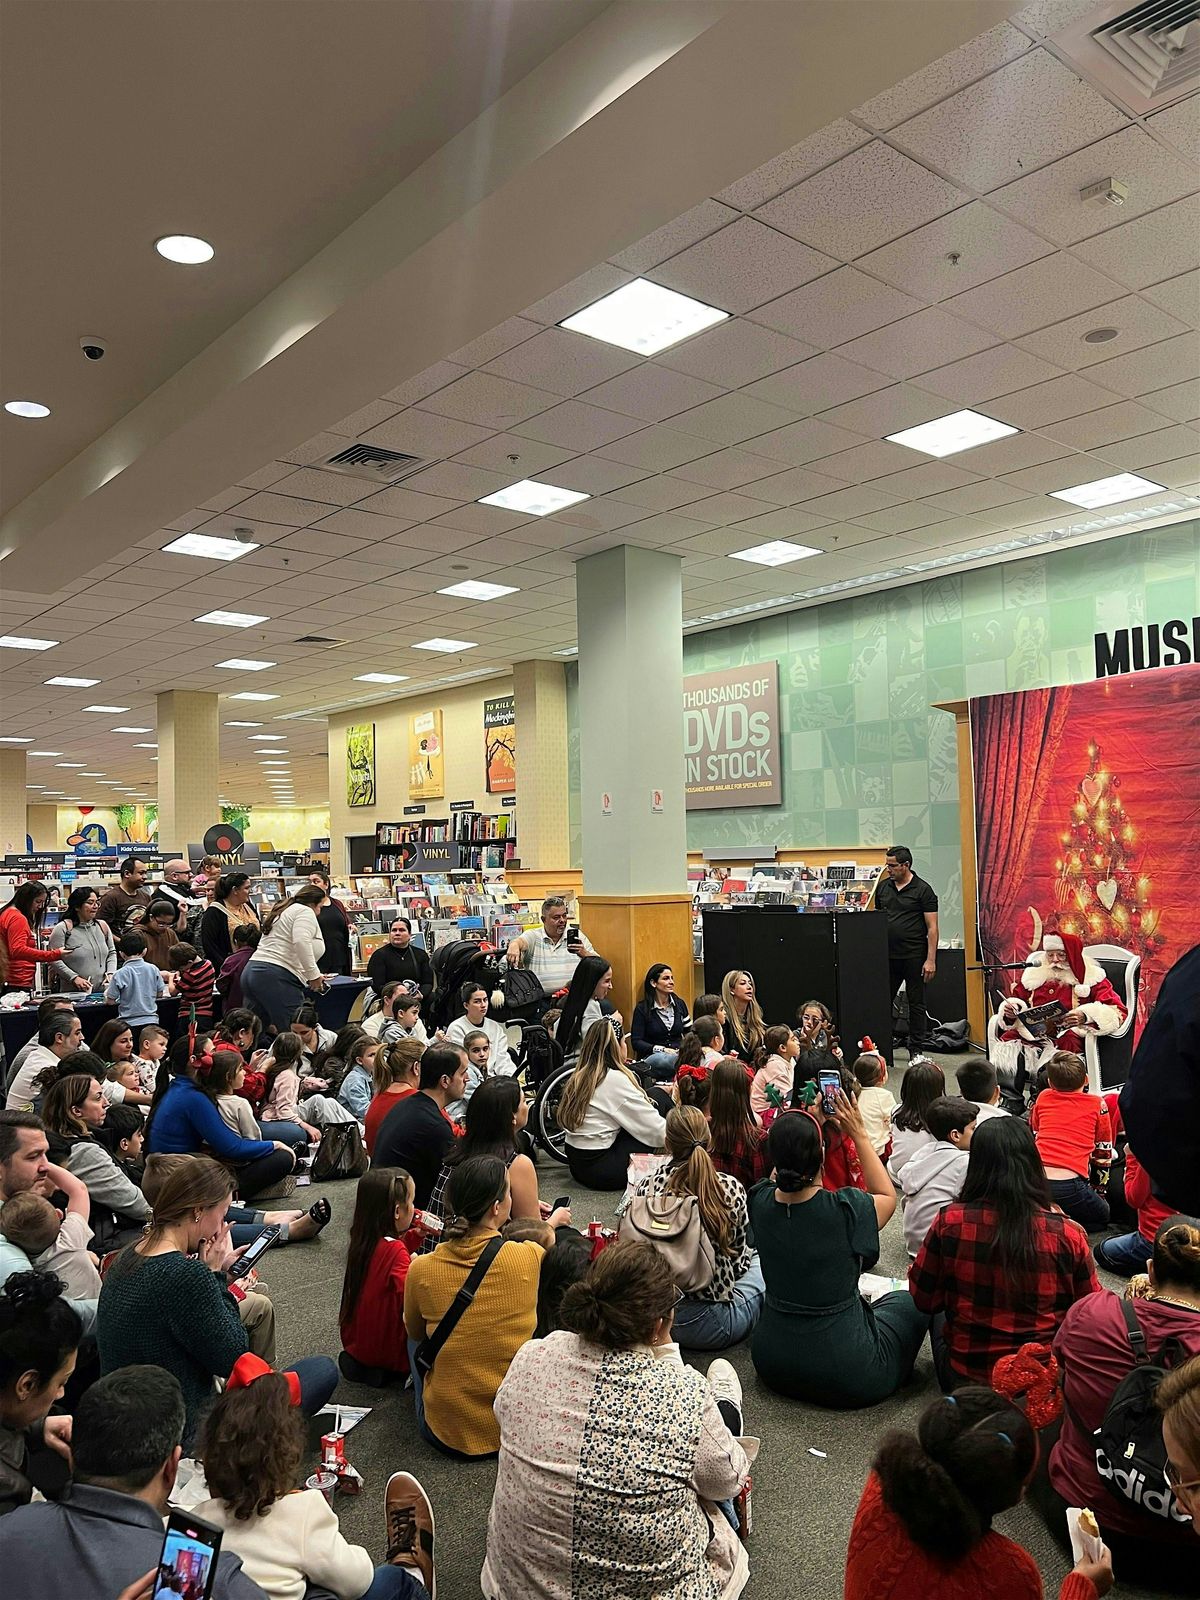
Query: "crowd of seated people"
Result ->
[[2, 898, 1199, 1600]]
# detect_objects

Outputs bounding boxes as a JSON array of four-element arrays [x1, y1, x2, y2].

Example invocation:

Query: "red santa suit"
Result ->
[[997, 931, 1126, 1070]]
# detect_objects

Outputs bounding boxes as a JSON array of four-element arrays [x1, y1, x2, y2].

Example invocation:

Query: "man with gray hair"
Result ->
[[505, 895, 594, 996], [5, 1011, 84, 1111]]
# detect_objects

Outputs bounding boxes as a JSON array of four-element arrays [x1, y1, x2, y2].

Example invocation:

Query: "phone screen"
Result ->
[[566, 925, 581, 945], [154, 1510, 223, 1599], [227, 1223, 280, 1281], [818, 1070, 841, 1116]]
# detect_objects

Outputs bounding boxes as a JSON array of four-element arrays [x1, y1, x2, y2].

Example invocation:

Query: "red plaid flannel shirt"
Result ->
[[909, 1201, 1101, 1385], [711, 1124, 770, 1192]]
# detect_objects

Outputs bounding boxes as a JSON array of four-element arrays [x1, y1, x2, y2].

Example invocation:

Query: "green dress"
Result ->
[[749, 1181, 929, 1407]]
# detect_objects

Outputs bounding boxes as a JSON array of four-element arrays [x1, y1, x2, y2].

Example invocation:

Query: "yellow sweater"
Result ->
[[404, 1230, 543, 1456]]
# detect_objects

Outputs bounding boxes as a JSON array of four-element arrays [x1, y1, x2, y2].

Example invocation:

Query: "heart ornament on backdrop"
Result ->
[[1096, 878, 1118, 911], [1081, 775, 1104, 808]]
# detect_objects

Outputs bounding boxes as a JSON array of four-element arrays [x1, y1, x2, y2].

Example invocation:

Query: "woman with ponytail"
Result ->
[[558, 1019, 667, 1191], [404, 1155, 545, 1458], [750, 1102, 928, 1407], [627, 1105, 763, 1350], [846, 1387, 1112, 1598]]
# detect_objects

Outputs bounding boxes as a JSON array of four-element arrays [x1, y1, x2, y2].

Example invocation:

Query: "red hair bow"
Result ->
[[227, 1353, 302, 1406], [675, 1063, 709, 1086], [991, 1342, 1062, 1429]]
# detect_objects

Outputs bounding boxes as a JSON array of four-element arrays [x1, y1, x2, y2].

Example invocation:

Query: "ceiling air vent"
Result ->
[[1054, 0, 1199, 114], [293, 635, 345, 648], [318, 443, 427, 484]]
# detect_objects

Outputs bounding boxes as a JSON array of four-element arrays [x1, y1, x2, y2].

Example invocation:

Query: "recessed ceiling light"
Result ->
[[561, 277, 729, 355], [224, 720, 263, 727], [4, 400, 51, 419], [163, 533, 258, 561], [1049, 472, 1166, 509], [478, 480, 589, 517], [80, 772, 104, 777], [82, 704, 130, 713], [45, 676, 100, 687], [412, 638, 478, 653], [0, 736, 32, 743], [113, 726, 152, 733], [249, 733, 287, 740], [438, 580, 520, 600], [0, 636, 58, 651], [354, 673, 410, 684], [29, 751, 62, 756], [195, 609, 269, 627], [888, 408, 1019, 458], [216, 658, 274, 672], [43, 791, 67, 797], [25, 784, 46, 790], [56, 762, 86, 768], [133, 742, 158, 749], [729, 540, 823, 567], [1083, 326, 1119, 344], [227, 692, 279, 701], [155, 234, 215, 264]]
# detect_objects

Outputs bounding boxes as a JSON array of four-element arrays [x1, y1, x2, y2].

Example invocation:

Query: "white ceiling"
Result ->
[[2, 0, 1197, 806]]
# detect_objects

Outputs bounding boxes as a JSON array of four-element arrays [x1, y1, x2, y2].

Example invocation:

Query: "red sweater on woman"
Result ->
[[339, 1236, 411, 1373], [0, 905, 60, 989], [845, 1472, 1097, 1600]]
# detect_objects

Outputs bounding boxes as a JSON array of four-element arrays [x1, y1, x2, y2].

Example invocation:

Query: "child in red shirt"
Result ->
[[1029, 1050, 1111, 1231], [338, 1166, 415, 1385], [167, 941, 216, 1031]]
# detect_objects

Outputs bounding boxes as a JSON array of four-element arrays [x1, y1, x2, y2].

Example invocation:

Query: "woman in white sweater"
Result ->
[[557, 1019, 666, 1190], [197, 1359, 435, 1600], [241, 886, 327, 1034]]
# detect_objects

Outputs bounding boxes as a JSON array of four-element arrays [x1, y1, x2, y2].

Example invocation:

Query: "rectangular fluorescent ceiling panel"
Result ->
[[82, 704, 129, 713], [29, 751, 62, 756], [561, 277, 729, 355], [249, 733, 286, 740], [1049, 473, 1166, 509], [412, 638, 478, 653], [133, 742, 158, 749], [227, 692, 279, 701], [354, 673, 409, 684], [56, 762, 86, 768], [113, 726, 151, 733], [887, 409, 1018, 458], [438, 580, 519, 601], [0, 635, 57, 650], [730, 540, 822, 567], [478, 480, 588, 517], [0, 737, 31, 743], [45, 676, 99, 687], [195, 609, 269, 627], [216, 658, 275, 671], [224, 720, 263, 726], [163, 533, 259, 560]]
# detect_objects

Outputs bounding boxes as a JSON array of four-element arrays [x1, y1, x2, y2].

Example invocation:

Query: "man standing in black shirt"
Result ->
[[371, 1045, 468, 1207], [875, 845, 939, 1052]]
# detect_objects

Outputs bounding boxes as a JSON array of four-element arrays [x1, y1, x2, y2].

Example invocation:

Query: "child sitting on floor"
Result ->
[[1029, 1049, 1112, 1230], [96, 1102, 146, 1186], [954, 1058, 1010, 1124], [750, 1025, 800, 1122], [896, 1095, 976, 1258], [853, 1049, 896, 1156], [336, 1034, 380, 1122], [0, 1160, 101, 1299], [338, 1166, 416, 1387]]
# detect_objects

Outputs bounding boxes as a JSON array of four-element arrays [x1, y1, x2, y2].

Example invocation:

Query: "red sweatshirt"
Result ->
[[1124, 1145, 1174, 1242], [1030, 1088, 1111, 1179], [0, 905, 60, 989], [339, 1236, 411, 1373]]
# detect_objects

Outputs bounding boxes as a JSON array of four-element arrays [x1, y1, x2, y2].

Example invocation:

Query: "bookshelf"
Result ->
[[374, 812, 516, 873]]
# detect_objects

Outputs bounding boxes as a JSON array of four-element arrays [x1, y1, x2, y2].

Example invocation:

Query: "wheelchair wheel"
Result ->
[[532, 1062, 573, 1164]]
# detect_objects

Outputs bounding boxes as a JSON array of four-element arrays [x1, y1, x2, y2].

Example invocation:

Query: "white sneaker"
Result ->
[[706, 1357, 743, 1434]]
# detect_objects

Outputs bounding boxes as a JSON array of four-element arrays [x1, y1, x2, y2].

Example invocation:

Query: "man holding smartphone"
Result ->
[[505, 895, 594, 998], [0, 1367, 266, 1599]]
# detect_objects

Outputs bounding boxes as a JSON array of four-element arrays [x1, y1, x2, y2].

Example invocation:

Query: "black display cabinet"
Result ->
[[702, 907, 893, 1060]]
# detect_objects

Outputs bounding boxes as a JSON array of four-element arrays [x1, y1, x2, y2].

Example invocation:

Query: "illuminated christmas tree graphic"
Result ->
[[1054, 740, 1166, 1010]]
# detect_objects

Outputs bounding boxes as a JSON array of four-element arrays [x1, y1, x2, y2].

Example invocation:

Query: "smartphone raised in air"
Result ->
[[154, 1509, 223, 1599], [818, 1069, 841, 1117]]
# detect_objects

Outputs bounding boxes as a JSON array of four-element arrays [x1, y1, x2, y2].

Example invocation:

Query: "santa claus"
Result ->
[[995, 930, 1126, 1075]]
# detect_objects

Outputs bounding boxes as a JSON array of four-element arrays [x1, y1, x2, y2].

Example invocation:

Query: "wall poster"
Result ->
[[484, 695, 516, 794], [409, 709, 445, 800], [683, 661, 781, 810], [346, 723, 376, 809]]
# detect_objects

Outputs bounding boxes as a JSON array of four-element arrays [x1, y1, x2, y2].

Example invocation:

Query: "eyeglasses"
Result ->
[[1165, 1458, 1200, 1499]]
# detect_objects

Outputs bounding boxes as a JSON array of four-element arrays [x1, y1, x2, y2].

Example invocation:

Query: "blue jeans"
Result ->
[[306, 1572, 426, 1600], [1048, 1175, 1110, 1230], [1095, 1229, 1154, 1275], [227, 1203, 266, 1250], [673, 1256, 766, 1351], [287, 1354, 339, 1417], [259, 1118, 309, 1149]]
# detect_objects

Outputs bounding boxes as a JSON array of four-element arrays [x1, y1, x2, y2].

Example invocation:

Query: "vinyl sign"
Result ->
[[683, 661, 781, 810]]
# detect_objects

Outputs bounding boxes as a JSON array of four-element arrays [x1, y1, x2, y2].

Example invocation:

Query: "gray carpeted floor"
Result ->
[[261, 1057, 1167, 1598]]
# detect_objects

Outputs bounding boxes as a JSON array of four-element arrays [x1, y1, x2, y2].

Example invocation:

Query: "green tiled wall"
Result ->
[[565, 520, 1200, 940]]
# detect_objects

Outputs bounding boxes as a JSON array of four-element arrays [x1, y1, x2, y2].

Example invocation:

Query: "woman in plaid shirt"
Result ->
[[910, 1116, 1100, 1390]]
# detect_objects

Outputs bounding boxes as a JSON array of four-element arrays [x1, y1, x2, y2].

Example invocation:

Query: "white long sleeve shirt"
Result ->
[[249, 904, 325, 984], [194, 1489, 374, 1600], [564, 1068, 667, 1152]]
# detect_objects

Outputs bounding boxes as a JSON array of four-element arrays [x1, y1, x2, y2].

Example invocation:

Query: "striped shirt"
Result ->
[[175, 957, 217, 1018], [522, 928, 592, 996]]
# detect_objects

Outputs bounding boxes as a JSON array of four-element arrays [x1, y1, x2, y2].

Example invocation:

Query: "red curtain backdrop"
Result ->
[[971, 666, 1200, 1027]]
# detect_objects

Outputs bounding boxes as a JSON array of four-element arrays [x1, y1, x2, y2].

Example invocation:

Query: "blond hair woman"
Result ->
[[558, 1019, 666, 1191], [721, 971, 765, 1063]]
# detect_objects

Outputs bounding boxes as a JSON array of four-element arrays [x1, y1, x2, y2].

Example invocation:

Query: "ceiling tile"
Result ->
[[270, 468, 368, 507], [655, 319, 817, 387], [445, 317, 541, 370], [593, 473, 706, 513], [521, 264, 634, 326], [396, 461, 513, 502], [610, 200, 741, 273], [739, 463, 849, 506], [998, 453, 1116, 495], [919, 479, 1031, 514], [853, 22, 1032, 130], [800, 484, 907, 520], [667, 450, 780, 492], [330, 400, 402, 439], [743, 415, 868, 466], [717, 118, 870, 211], [1143, 270, 1200, 329], [579, 364, 724, 423], [915, 342, 1064, 403], [805, 439, 916, 482], [1146, 94, 1200, 161], [354, 485, 461, 522], [648, 217, 836, 313], [449, 432, 575, 476], [311, 508, 413, 541], [381, 361, 468, 407], [1082, 333, 1200, 399], [893, 49, 1128, 193], [874, 459, 985, 498], [482, 326, 638, 398], [1016, 296, 1188, 370], [417, 370, 558, 428], [426, 502, 533, 537], [665, 491, 774, 527], [1073, 195, 1200, 289], [986, 372, 1122, 429], [1142, 378, 1200, 424], [1097, 425, 1200, 474], [744, 350, 892, 414], [990, 125, 1199, 246], [948, 430, 1074, 475], [511, 400, 643, 452], [818, 382, 955, 437], [1039, 399, 1169, 450], [836, 306, 997, 380], [946, 252, 1119, 338], [749, 267, 923, 348], [547, 455, 650, 495], [228, 491, 327, 526], [549, 496, 650, 533], [670, 392, 802, 447], [857, 200, 1053, 303], [359, 407, 494, 457], [851, 501, 961, 533], [595, 425, 718, 473], [1142, 455, 1200, 491], [757, 142, 965, 259]]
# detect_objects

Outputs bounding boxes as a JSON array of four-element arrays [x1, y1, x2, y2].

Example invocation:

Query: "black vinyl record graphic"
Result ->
[[203, 822, 244, 856]]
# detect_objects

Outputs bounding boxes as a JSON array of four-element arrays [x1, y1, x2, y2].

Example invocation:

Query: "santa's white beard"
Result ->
[[1020, 956, 1075, 994]]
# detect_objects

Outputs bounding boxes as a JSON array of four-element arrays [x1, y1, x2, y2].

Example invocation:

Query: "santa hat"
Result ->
[[1041, 930, 1088, 992], [226, 1352, 302, 1407]]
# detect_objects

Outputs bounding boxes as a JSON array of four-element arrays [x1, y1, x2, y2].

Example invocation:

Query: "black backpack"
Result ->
[[502, 964, 546, 1020], [514, 1021, 562, 1089], [1086, 1297, 1197, 1526]]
